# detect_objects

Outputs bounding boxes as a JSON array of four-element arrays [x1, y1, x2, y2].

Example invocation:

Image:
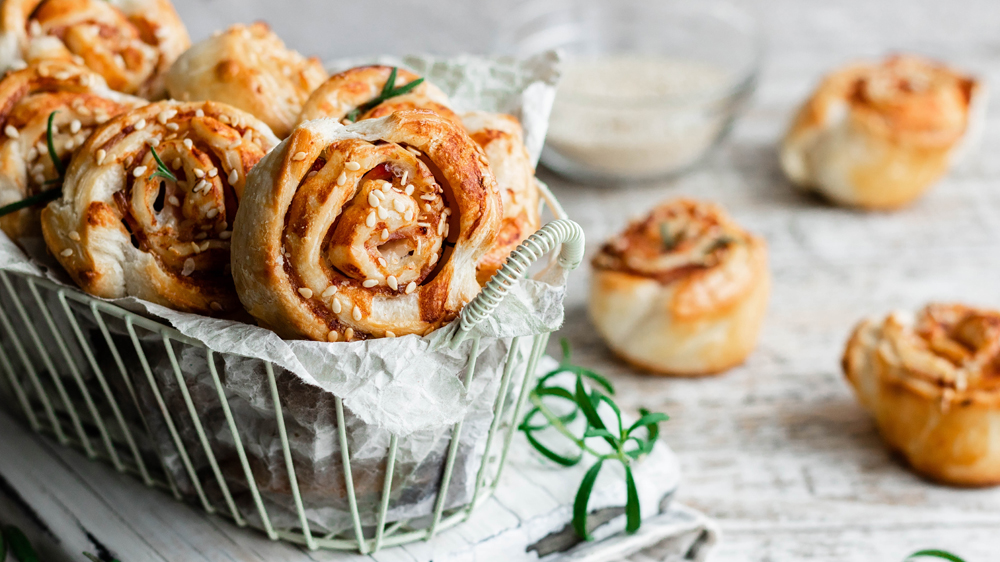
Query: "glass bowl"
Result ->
[[496, 0, 762, 184]]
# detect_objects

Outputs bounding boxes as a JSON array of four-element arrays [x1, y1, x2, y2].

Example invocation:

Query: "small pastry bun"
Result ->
[[843, 303, 1000, 486], [589, 199, 769, 376], [780, 55, 985, 210]]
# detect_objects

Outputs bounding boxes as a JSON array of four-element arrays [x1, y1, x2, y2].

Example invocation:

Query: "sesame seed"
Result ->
[[168, 195, 180, 206], [208, 168, 218, 178], [327, 330, 339, 342], [171, 157, 181, 169], [195, 109, 205, 117], [219, 115, 230, 124], [26, 147, 37, 161], [148, 137, 159, 147], [381, 228, 389, 240], [337, 172, 347, 186], [345, 327, 354, 340], [322, 285, 337, 298], [353, 305, 363, 320], [332, 299, 342, 314], [405, 184, 414, 195], [228, 169, 239, 185], [210, 301, 223, 311], [96, 149, 106, 164], [394, 200, 407, 212], [405, 281, 416, 294], [401, 171, 408, 184], [345, 161, 361, 171], [377, 257, 387, 267], [420, 194, 436, 201], [60, 248, 73, 257], [362, 279, 378, 288], [418, 221, 431, 228], [219, 231, 232, 240], [206, 208, 218, 219], [133, 166, 147, 177], [68, 231, 80, 241], [166, 122, 179, 131], [377, 206, 388, 220], [182, 258, 195, 276], [194, 168, 205, 178], [381, 181, 392, 193], [114, 54, 126, 68], [183, 138, 193, 149], [386, 331, 396, 338], [306, 171, 318, 179], [200, 241, 210, 251], [298, 287, 313, 298], [368, 192, 380, 207], [387, 275, 398, 290], [404, 210, 414, 221], [195, 179, 209, 192], [228, 139, 242, 149], [134, 119, 146, 130], [64, 139, 74, 150], [69, 119, 81, 134], [366, 212, 376, 228]]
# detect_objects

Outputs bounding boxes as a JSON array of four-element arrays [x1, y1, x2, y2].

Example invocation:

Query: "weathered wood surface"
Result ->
[[5, 0, 1000, 559]]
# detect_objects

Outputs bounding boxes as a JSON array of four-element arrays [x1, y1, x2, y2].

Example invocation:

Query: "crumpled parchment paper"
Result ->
[[0, 52, 565, 534]]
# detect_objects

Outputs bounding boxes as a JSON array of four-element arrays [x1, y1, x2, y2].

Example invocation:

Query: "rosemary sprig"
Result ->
[[2, 525, 39, 562], [344, 67, 425, 123], [906, 551, 966, 562], [0, 111, 63, 218], [519, 339, 669, 539], [147, 147, 177, 183]]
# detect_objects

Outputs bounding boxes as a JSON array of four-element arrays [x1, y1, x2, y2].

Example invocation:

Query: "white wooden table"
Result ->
[[4, 0, 1000, 560]]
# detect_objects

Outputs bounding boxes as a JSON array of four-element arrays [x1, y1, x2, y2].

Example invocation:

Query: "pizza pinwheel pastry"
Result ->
[[0, 0, 190, 98], [780, 55, 984, 210], [844, 304, 1000, 486], [165, 22, 327, 139], [589, 199, 770, 376], [231, 111, 503, 341], [0, 60, 144, 238], [41, 100, 279, 314]]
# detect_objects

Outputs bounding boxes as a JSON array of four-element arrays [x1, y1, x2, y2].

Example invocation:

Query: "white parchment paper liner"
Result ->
[[0, 52, 564, 533]]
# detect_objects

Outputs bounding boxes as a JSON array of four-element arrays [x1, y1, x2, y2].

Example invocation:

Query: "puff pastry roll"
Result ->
[[0, 0, 190, 98], [844, 304, 1000, 486], [165, 22, 327, 139], [0, 60, 144, 239], [461, 111, 540, 284], [41, 100, 279, 314], [297, 65, 459, 126], [232, 111, 503, 342], [589, 199, 769, 376], [781, 55, 984, 210]]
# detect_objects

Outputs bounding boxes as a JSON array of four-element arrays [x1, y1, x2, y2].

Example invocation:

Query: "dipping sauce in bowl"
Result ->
[[498, 0, 761, 184]]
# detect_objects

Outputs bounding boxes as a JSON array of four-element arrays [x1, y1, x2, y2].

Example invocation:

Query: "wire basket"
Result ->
[[0, 183, 584, 553]]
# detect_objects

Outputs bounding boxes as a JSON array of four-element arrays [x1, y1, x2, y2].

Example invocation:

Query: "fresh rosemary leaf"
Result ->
[[0, 185, 62, 217], [46, 110, 65, 178], [906, 551, 966, 562], [0, 528, 6, 562], [381, 66, 398, 98], [575, 377, 606, 431], [83, 554, 101, 562], [563, 365, 615, 394], [524, 429, 583, 466], [147, 147, 177, 183], [560, 338, 572, 361], [344, 67, 426, 123], [627, 412, 670, 436], [573, 458, 604, 540], [624, 466, 641, 534], [2, 526, 39, 562], [582, 427, 616, 440]]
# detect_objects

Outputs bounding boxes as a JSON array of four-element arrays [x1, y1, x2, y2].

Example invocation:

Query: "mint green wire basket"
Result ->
[[0, 183, 583, 554]]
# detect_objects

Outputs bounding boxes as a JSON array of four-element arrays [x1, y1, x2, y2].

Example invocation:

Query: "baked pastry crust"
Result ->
[[589, 199, 769, 376], [232, 110, 503, 342], [461, 111, 540, 285], [0, 0, 190, 98], [843, 304, 1000, 486], [780, 55, 984, 210], [0, 60, 144, 239], [297, 65, 460, 127], [165, 22, 327, 139], [40, 100, 279, 314]]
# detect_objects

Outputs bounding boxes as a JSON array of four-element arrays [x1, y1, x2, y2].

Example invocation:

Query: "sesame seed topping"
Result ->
[[182, 258, 195, 276], [298, 287, 313, 298], [322, 285, 337, 298], [96, 149, 106, 165], [327, 330, 339, 342], [306, 171, 318, 178], [219, 115, 230, 124], [206, 208, 219, 219], [405, 184, 415, 195], [133, 166, 147, 177], [208, 168, 218, 178], [405, 281, 416, 294], [401, 171, 408, 184], [210, 302, 223, 311], [292, 151, 307, 161], [195, 109, 205, 117], [368, 192, 380, 207], [26, 147, 37, 161], [420, 194, 436, 201], [168, 195, 180, 206], [377, 257, 387, 267], [228, 139, 242, 149], [387, 275, 398, 290], [64, 139, 74, 150], [337, 172, 347, 186], [134, 119, 146, 130], [200, 241, 211, 251], [69, 119, 81, 133], [183, 138, 193, 149], [166, 122, 179, 131], [170, 157, 181, 169], [393, 200, 407, 212], [345, 161, 361, 171], [332, 299, 342, 314], [194, 168, 205, 178], [68, 231, 80, 241], [219, 231, 232, 240], [366, 212, 376, 228], [377, 206, 388, 220], [148, 137, 159, 147], [195, 179, 209, 192], [362, 279, 378, 288], [345, 327, 354, 340], [228, 169, 239, 185], [353, 305, 363, 320], [114, 54, 126, 68], [381, 228, 389, 240], [60, 248, 73, 257], [404, 210, 414, 221]]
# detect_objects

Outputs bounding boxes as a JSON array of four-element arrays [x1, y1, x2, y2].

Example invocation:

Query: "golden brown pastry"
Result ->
[[461, 111, 540, 284], [41, 100, 279, 314], [0, 0, 190, 98], [296, 65, 460, 127], [231, 110, 503, 342], [843, 304, 1000, 486], [780, 55, 984, 210], [0, 60, 144, 239], [589, 199, 769, 376], [165, 22, 327, 139]]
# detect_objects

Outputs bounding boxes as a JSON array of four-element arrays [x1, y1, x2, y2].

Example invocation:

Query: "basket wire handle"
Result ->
[[450, 219, 585, 349]]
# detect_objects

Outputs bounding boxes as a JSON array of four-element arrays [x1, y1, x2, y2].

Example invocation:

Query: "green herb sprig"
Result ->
[[0, 111, 64, 218], [147, 147, 176, 183], [905, 551, 965, 562], [344, 67, 424, 123], [519, 339, 669, 539]]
